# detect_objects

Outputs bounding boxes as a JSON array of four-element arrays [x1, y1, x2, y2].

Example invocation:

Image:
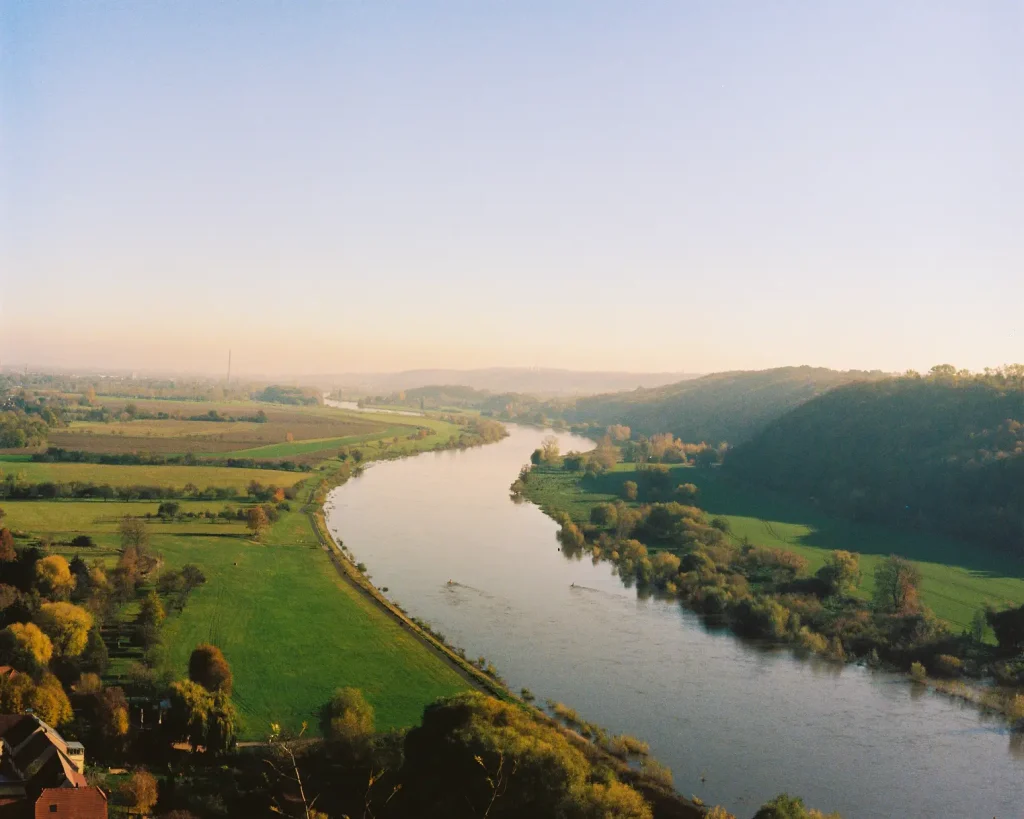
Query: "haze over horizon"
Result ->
[[2, 2, 1021, 376]]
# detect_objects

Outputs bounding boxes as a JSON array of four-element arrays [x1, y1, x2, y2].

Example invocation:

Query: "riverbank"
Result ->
[[517, 460, 1024, 726], [311, 443, 710, 818]]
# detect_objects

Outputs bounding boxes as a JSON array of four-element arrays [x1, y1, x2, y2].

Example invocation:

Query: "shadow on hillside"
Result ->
[[579, 466, 1024, 582]]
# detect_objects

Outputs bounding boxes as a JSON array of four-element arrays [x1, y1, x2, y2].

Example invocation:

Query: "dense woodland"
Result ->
[[563, 367, 887, 445], [728, 366, 1024, 555]]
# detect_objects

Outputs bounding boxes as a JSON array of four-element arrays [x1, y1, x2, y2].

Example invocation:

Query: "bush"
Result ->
[[933, 654, 964, 678], [910, 661, 927, 682]]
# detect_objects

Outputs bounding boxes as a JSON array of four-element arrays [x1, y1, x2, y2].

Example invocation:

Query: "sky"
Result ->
[[1, 1, 1021, 377]]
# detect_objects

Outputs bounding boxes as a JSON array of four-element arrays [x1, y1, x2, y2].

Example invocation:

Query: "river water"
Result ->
[[325, 423, 1023, 819]]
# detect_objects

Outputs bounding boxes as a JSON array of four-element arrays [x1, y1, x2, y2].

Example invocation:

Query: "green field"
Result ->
[[0, 499, 250, 546], [525, 464, 1024, 631], [156, 514, 469, 738], [0, 461, 306, 489], [223, 428, 407, 458], [0, 403, 494, 740]]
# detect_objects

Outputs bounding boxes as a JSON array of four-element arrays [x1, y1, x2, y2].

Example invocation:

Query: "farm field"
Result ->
[[46, 400, 389, 458], [524, 464, 1024, 631], [4, 497, 469, 738], [0, 460, 306, 490], [157, 514, 469, 738], [0, 499, 251, 546]]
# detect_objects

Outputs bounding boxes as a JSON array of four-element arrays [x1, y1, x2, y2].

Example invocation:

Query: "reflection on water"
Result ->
[[326, 424, 1023, 819]]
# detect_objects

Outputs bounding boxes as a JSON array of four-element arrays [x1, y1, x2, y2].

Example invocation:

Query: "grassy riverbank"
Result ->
[[525, 463, 1024, 632], [0, 398, 513, 737]]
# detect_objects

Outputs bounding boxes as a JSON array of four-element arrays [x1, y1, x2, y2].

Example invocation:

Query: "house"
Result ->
[[33, 788, 107, 819], [0, 716, 105, 819]]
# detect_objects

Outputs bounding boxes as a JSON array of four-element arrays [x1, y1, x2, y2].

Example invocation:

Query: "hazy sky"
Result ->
[[2, 1, 1021, 376]]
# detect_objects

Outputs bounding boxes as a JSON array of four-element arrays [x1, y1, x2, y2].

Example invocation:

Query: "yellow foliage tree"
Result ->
[[37, 602, 94, 657], [2, 622, 53, 669], [35, 555, 76, 599], [27, 674, 73, 726]]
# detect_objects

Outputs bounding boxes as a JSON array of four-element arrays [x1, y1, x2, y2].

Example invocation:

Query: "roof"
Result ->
[[34, 787, 107, 819], [0, 715, 88, 795]]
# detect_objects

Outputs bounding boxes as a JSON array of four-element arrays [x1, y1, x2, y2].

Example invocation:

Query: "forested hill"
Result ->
[[568, 366, 886, 444], [727, 367, 1024, 554]]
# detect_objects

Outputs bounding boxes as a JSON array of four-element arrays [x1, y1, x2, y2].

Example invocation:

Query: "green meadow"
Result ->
[[0, 460, 305, 489], [525, 464, 1024, 632], [156, 514, 468, 738], [4, 499, 469, 738]]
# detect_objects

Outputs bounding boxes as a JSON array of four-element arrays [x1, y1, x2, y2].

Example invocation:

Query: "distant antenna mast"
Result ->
[[227, 350, 232, 384]]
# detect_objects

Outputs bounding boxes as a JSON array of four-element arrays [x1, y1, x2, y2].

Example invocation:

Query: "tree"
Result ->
[[622, 481, 638, 501], [872, 555, 921, 614], [82, 626, 109, 674], [167, 679, 212, 750], [37, 602, 94, 657], [320, 687, 375, 753], [35, 555, 76, 599], [28, 674, 73, 726], [139, 590, 166, 628], [167, 680, 235, 754], [181, 564, 206, 591], [1, 622, 53, 670], [98, 686, 130, 745], [590, 503, 618, 528], [674, 483, 699, 502], [817, 550, 861, 597], [0, 672, 34, 715], [540, 436, 561, 464], [0, 528, 15, 562], [206, 691, 238, 755], [189, 643, 233, 694], [607, 424, 631, 442], [987, 604, 1024, 653], [120, 770, 159, 815], [157, 501, 181, 519], [119, 516, 149, 551], [753, 793, 840, 819], [246, 506, 269, 540]]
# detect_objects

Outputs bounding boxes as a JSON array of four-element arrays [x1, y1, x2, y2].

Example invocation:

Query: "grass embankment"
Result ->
[[524, 464, 1024, 632]]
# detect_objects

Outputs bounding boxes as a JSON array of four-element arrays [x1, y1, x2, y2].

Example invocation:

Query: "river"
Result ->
[[324, 423, 1023, 819]]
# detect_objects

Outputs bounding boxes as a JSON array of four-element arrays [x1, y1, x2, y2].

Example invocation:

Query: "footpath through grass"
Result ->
[[525, 464, 1024, 632]]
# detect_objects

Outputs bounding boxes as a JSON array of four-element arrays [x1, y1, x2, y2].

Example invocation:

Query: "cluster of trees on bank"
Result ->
[[521, 459, 1024, 718], [253, 385, 322, 406], [727, 366, 1024, 555]]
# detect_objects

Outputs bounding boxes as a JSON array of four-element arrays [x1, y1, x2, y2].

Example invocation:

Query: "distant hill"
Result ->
[[568, 366, 887, 444], [727, 368, 1024, 554], [324, 368, 696, 397], [369, 384, 519, 412]]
